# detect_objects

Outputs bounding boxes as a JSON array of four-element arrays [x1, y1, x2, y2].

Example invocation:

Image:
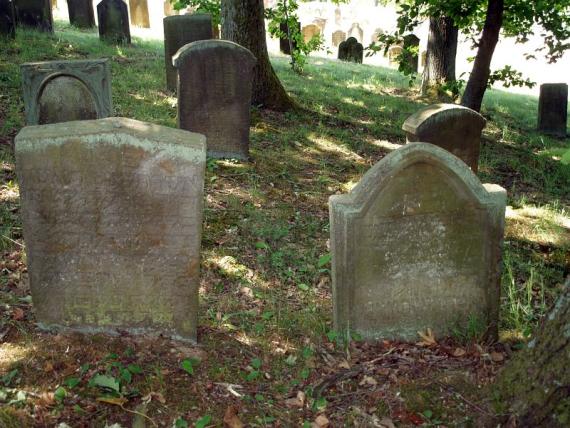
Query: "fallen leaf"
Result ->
[[452, 347, 466, 357], [313, 414, 330, 428], [338, 360, 350, 369], [491, 351, 504, 362], [379, 417, 396, 428], [416, 328, 437, 346], [284, 391, 305, 408], [44, 361, 54, 372], [223, 406, 244, 428], [359, 375, 378, 387], [12, 307, 24, 320], [97, 396, 128, 406]]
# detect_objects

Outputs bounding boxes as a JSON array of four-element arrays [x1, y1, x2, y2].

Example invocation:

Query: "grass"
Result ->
[[0, 22, 569, 426]]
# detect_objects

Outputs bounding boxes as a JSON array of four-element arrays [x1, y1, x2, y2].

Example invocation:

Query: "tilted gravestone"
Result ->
[[67, 0, 95, 28], [402, 34, 420, 72], [279, 20, 299, 55], [21, 59, 112, 125], [174, 40, 256, 159], [14, 0, 53, 32], [338, 36, 363, 63], [330, 143, 506, 341], [163, 13, 213, 92], [128, 0, 149, 28], [97, 0, 130, 44], [402, 103, 486, 172], [538, 83, 568, 138], [16, 117, 206, 342], [0, 0, 16, 38]]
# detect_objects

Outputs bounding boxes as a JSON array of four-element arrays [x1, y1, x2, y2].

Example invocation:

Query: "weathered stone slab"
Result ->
[[21, 59, 112, 125], [338, 36, 363, 63], [128, 0, 149, 28], [15, 117, 207, 342], [538, 83, 568, 138], [301, 23, 319, 43], [0, 0, 16, 38], [402, 34, 419, 72], [14, 0, 52, 32], [332, 30, 346, 47], [402, 103, 486, 172], [163, 13, 213, 92], [279, 20, 299, 55], [97, 0, 130, 44], [329, 143, 506, 341], [67, 0, 94, 28], [174, 40, 256, 159]]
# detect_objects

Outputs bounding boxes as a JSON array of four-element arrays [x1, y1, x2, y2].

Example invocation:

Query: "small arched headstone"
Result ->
[[402, 34, 420, 72], [338, 36, 363, 63], [21, 59, 112, 125], [301, 23, 320, 43], [329, 143, 506, 341], [14, 0, 53, 32], [0, 0, 16, 38], [67, 0, 95, 28], [402, 103, 486, 172], [163, 13, 213, 92], [97, 0, 131, 44], [331, 29, 346, 47], [173, 40, 256, 160]]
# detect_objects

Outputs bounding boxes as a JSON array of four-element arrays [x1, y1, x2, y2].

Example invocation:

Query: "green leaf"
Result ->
[[317, 253, 331, 267], [54, 386, 67, 402], [313, 396, 327, 411], [251, 358, 262, 370], [64, 377, 81, 389], [246, 371, 259, 381], [174, 418, 189, 428], [423, 409, 433, 419], [91, 374, 120, 392], [300, 367, 311, 380], [181, 359, 196, 376], [127, 364, 143, 374], [120, 368, 132, 384], [285, 355, 297, 366], [195, 414, 211, 428], [255, 241, 269, 249], [1, 369, 19, 386], [297, 283, 309, 291], [326, 330, 338, 342], [261, 311, 274, 320]]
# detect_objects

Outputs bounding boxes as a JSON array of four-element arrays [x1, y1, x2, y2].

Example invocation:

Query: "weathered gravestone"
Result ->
[[16, 117, 206, 342], [301, 23, 319, 43], [21, 59, 112, 125], [174, 40, 256, 159], [0, 0, 16, 38], [14, 0, 53, 32], [537, 83, 568, 138], [402, 34, 420, 72], [338, 36, 363, 63], [279, 20, 299, 55], [128, 0, 149, 28], [332, 30, 346, 47], [329, 143, 506, 341], [97, 0, 130, 44], [163, 13, 213, 92], [402, 103, 486, 172], [67, 0, 94, 28]]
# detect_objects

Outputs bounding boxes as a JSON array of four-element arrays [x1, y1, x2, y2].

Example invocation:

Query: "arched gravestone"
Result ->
[[537, 83, 568, 138], [347, 22, 363, 42], [402, 104, 486, 172], [402, 33, 420, 72], [338, 37, 362, 63], [0, 0, 16, 38], [163, 13, 213, 92], [331, 30, 346, 47], [387, 44, 402, 65], [128, 0, 149, 28], [15, 117, 206, 343], [329, 143, 506, 341], [67, 0, 94, 28], [174, 40, 256, 159], [21, 59, 112, 125], [14, 0, 53, 32], [97, 0, 130, 44], [301, 23, 319, 43], [279, 20, 299, 55]]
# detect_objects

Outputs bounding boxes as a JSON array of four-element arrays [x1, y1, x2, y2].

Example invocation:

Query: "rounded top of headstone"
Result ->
[[172, 39, 256, 68], [345, 36, 358, 44], [163, 12, 212, 24], [402, 103, 486, 135]]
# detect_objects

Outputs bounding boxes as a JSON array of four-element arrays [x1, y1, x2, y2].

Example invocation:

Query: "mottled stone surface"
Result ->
[[174, 40, 256, 159], [14, 0, 52, 32], [16, 117, 206, 342], [97, 0, 130, 44], [163, 14, 213, 92], [538, 83, 568, 138], [338, 37, 363, 63], [0, 0, 16, 38], [301, 23, 319, 43], [332, 30, 346, 47], [21, 59, 112, 125], [67, 0, 94, 28], [330, 143, 506, 341], [279, 20, 299, 55], [128, 0, 149, 28], [402, 103, 486, 172], [402, 34, 419, 72]]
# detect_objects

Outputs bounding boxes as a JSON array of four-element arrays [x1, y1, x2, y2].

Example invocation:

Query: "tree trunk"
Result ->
[[461, 0, 504, 112], [421, 16, 458, 96], [494, 280, 570, 426], [220, 0, 295, 111]]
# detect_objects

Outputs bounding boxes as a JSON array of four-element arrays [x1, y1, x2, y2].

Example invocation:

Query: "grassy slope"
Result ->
[[0, 23, 569, 426]]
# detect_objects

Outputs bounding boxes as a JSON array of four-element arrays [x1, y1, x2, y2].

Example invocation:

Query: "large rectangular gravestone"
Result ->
[[163, 13, 213, 92], [0, 0, 16, 38], [537, 83, 568, 138], [16, 117, 206, 342], [14, 0, 53, 32], [67, 0, 95, 28], [21, 59, 112, 125], [330, 143, 506, 341], [174, 40, 256, 160], [128, 0, 149, 28], [97, 0, 130, 44]]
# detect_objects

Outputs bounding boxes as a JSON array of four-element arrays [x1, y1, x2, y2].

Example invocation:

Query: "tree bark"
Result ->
[[421, 16, 458, 96], [221, 0, 295, 111], [494, 280, 570, 426], [461, 0, 504, 112]]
